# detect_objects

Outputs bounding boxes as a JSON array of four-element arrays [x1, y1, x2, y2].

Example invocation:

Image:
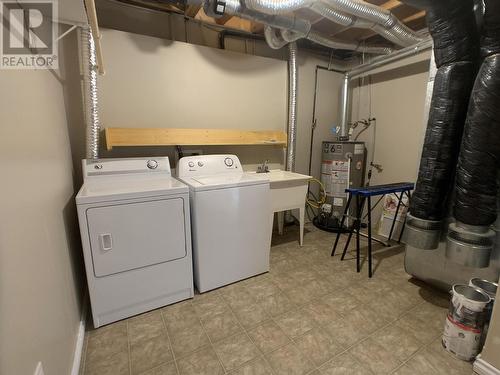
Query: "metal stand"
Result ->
[[331, 183, 414, 278]]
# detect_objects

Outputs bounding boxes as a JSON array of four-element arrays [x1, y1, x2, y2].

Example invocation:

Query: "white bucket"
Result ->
[[442, 284, 491, 361]]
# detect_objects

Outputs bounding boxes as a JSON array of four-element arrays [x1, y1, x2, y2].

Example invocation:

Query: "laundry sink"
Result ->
[[263, 170, 312, 189], [250, 169, 311, 245]]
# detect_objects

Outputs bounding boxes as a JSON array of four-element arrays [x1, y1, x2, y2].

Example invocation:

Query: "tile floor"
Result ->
[[79, 224, 474, 375]]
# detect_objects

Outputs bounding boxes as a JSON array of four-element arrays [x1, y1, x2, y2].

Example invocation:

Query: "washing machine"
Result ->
[[177, 155, 271, 292], [76, 157, 193, 327]]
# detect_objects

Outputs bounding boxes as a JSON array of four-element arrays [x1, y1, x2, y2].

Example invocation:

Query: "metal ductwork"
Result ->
[[286, 42, 298, 172], [207, 0, 395, 54], [243, 0, 423, 46], [264, 26, 289, 49], [306, 30, 392, 54], [81, 27, 101, 160], [205, 0, 311, 35]]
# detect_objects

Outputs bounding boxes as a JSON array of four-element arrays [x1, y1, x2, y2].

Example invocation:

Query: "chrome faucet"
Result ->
[[257, 160, 270, 173]]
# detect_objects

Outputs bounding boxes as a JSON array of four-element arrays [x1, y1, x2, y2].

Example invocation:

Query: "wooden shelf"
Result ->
[[105, 128, 287, 150]]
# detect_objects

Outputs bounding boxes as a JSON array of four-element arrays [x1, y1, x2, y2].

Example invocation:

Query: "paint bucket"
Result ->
[[442, 284, 491, 361], [469, 278, 498, 345]]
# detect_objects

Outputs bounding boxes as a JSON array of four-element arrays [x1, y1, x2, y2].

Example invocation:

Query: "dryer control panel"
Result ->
[[177, 155, 242, 177], [83, 157, 171, 180]]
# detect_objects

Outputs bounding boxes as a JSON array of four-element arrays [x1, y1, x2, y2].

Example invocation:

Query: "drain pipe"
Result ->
[[286, 42, 298, 172], [81, 27, 100, 159]]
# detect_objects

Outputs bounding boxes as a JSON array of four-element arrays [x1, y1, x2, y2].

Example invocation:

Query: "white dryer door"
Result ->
[[86, 198, 186, 277]]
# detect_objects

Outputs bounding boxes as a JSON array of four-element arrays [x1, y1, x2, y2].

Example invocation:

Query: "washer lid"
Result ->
[[76, 176, 188, 204], [181, 173, 269, 191]]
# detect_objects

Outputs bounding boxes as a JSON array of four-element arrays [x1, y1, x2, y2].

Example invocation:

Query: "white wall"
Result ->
[[0, 27, 83, 375], [99, 29, 287, 131], [350, 51, 431, 227], [94, 19, 341, 177]]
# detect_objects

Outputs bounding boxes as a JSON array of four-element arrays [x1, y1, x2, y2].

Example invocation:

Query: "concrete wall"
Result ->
[[350, 51, 431, 229], [0, 26, 83, 375]]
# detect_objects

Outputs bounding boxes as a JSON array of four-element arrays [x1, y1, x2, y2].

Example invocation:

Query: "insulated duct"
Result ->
[[446, 0, 500, 266], [403, 0, 479, 250], [286, 42, 298, 172], [81, 27, 100, 160], [244, 0, 423, 46]]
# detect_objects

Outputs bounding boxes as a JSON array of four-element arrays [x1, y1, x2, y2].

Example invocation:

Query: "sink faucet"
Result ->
[[257, 160, 270, 173]]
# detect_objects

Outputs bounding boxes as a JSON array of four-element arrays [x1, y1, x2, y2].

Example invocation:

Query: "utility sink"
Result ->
[[263, 170, 312, 189], [250, 169, 311, 245]]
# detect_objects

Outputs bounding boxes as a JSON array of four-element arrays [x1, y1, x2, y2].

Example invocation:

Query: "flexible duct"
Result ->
[[409, 62, 476, 221], [454, 55, 500, 226], [264, 26, 288, 49], [480, 0, 500, 59], [306, 30, 392, 54], [81, 27, 100, 160], [286, 42, 298, 172], [453, 0, 500, 227], [403, 0, 479, 249], [244, 0, 423, 46], [206, 0, 311, 35], [207, 0, 391, 54]]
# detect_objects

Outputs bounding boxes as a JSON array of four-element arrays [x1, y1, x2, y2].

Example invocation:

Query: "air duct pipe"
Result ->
[[447, 0, 500, 268], [402, 0, 479, 250], [81, 27, 100, 160], [309, 3, 416, 47], [207, 0, 391, 54], [264, 26, 289, 49], [244, 0, 423, 46], [286, 42, 298, 172]]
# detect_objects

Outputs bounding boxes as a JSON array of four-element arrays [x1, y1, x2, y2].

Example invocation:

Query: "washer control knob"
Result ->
[[198, 161, 204, 167], [224, 157, 234, 167], [188, 161, 195, 168], [147, 159, 158, 169]]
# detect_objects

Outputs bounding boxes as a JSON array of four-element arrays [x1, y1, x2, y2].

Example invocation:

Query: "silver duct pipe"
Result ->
[[207, 0, 311, 35], [286, 42, 298, 172], [310, 3, 414, 47], [244, 0, 423, 46], [306, 30, 393, 54], [207, 0, 394, 54], [339, 73, 350, 137], [81, 27, 100, 159], [264, 26, 289, 49]]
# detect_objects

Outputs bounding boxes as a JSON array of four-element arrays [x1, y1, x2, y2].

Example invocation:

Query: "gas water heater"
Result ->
[[316, 141, 366, 231]]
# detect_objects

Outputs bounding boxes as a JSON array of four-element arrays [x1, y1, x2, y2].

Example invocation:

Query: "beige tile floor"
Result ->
[[79, 224, 474, 375]]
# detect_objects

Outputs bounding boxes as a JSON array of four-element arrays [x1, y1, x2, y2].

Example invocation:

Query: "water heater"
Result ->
[[319, 141, 366, 228]]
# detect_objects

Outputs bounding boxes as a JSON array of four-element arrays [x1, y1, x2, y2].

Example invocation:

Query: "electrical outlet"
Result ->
[[34, 362, 44, 375]]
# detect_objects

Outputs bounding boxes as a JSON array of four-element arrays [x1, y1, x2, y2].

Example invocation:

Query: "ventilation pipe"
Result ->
[[264, 26, 289, 49], [244, 0, 423, 46], [286, 42, 298, 172], [81, 27, 100, 160], [207, 0, 392, 54], [447, 0, 500, 267], [402, 0, 479, 250]]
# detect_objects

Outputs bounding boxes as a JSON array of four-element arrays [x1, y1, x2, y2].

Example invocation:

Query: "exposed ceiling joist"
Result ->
[[185, 4, 201, 17], [215, 14, 234, 25], [402, 9, 425, 23], [380, 0, 402, 10]]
